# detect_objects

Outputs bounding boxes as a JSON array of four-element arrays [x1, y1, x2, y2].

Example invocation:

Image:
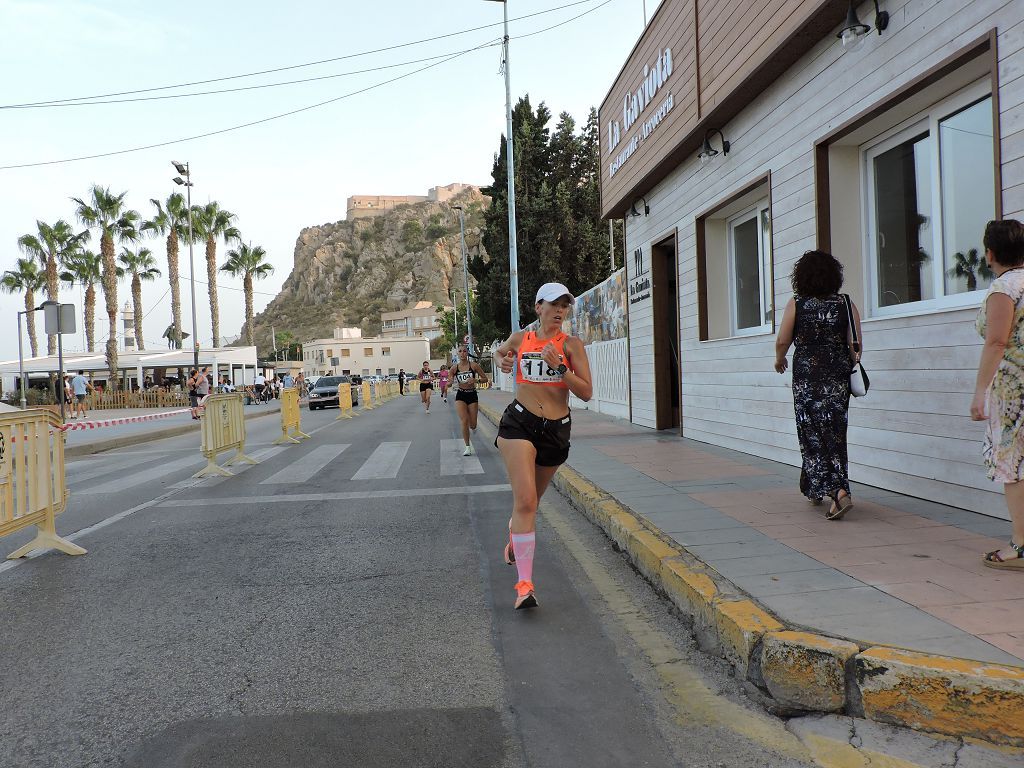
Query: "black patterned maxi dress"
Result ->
[[792, 295, 852, 501]]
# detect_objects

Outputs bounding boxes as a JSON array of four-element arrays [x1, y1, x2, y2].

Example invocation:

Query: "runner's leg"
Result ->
[[456, 400, 470, 446], [467, 401, 479, 431], [497, 437, 540, 605]]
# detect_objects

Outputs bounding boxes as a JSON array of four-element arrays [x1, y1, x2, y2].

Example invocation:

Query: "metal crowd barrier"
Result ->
[[194, 394, 258, 478], [1, 409, 85, 559], [274, 387, 311, 445]]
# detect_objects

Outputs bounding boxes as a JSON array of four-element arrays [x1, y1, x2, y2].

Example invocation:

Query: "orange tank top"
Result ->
[[515, 330, 569, 388]]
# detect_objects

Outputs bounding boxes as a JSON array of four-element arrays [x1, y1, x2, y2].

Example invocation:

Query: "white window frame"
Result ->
[[726, 200, 772, 336], [862, 79, 993, 318]]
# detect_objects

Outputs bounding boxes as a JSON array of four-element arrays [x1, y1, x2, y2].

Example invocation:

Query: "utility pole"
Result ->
[[452, 205, 474, 358]]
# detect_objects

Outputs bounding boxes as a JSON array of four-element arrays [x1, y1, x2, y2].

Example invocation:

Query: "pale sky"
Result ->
[[0, 0, 657, 363]]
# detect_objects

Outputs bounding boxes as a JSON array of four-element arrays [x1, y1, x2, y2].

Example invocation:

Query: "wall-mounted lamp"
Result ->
[[836, 1, 889, 47], [697, 129, 730, 163], [629, 197, 649, 217]]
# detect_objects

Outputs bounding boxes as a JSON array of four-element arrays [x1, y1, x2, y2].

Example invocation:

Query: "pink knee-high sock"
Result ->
[[511, 532, 535, 584]]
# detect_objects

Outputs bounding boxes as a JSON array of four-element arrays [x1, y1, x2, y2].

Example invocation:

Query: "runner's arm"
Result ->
[[562, 336, 593, 401], [472, 362, 489, 385], [495, 331, 525, 372]]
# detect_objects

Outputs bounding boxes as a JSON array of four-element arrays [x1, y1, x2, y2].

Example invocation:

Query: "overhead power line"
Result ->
[[0, 0, 600, 110], [0, 0, 617, 171]]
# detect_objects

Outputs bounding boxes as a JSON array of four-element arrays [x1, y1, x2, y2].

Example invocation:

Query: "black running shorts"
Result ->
[[455, 389, 479, 405], [419, 382, 433, 391], [495, 399, 571, 467]]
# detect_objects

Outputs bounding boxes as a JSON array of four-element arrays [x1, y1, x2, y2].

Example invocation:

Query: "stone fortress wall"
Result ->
[[345, 183, 476, 220]]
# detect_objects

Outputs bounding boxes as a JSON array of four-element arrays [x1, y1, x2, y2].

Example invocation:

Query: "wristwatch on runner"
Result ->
[[556, 363, 568, 375]]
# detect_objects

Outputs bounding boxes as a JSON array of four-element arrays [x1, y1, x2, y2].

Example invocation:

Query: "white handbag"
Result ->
[[842, 294, 869, 397]]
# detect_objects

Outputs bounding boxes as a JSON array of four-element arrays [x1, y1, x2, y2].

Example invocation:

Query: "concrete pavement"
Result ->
[[476, 390, 1024, 747], [2, 390, 821, 767]]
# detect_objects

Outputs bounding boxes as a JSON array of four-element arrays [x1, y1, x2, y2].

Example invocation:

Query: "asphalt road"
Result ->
[[0, 393, 816, 768]]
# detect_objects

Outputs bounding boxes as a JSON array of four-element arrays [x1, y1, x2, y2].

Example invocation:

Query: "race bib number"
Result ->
[[456, 371, 474, 385], [519, 352, 563, 384]]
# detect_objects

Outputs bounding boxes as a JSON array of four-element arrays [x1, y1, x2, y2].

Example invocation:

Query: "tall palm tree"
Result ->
[[947, 248, 994, 292], [59, 249, 102, 352], [141, 193, 189, 349], [220, 244, 274, 346], [193, 202, 241, 348], [17, 219, 89, 355], [1, 258, 45, 358], [118, 247, 161, 351], [73, 186, 139, 389]]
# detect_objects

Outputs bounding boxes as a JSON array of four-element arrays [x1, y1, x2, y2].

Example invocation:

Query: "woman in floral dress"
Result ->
[[971, 219, 1024, 570], [775, 251, 862, 520]]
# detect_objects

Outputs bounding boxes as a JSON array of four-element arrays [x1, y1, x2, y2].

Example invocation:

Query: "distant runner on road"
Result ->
[[438, 366, 450, 403], [494, 282, 593, 610], [451, 345, 488, 456], [417, 361, 434, 414]]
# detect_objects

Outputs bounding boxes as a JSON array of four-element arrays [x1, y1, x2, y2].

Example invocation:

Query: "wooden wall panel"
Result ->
[[618, 0, 1024, 519]]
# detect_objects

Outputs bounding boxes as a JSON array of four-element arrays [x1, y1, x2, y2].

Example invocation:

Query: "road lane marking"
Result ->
[[261, 443, 350, 484], [155, 484, 512, 507], [440, 439, 484, 476], [77, 454, 206, 494], [66, 455, 150, 486], [351, 441, 410, 480]]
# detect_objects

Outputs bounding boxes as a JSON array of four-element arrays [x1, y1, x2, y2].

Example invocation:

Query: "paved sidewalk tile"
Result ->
[[481, 391, 1024, 666]]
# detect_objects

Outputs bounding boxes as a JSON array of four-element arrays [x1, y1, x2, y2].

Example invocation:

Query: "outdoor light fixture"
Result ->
[[697, 129, 730, 163], [836, 1, 888, 47], [172, 160, 188, 175], [171, 161, 199, 369], [629, 197, 649, 217]]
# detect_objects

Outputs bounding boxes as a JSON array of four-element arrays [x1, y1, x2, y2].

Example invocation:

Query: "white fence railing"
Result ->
[[492, 338, 629, 419]]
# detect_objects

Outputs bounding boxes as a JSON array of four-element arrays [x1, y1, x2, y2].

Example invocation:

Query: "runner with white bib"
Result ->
[[493, 282, 593, 610], [450, 344, 489, 456]]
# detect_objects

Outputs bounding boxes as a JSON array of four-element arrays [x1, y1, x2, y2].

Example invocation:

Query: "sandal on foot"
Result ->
[[826, 492, 853, 520], [983, 540, 1024, 570]]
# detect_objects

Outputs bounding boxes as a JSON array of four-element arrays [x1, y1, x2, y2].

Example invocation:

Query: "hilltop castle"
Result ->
[[346, 183, 476, 220]]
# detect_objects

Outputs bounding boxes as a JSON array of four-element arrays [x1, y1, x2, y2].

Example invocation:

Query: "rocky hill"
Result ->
[[244, 187, 489, 353]]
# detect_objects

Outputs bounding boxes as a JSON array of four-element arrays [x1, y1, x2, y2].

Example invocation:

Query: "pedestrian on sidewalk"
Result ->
[[451, 344, 489, 456], [398, 369, 406, 396], [971, 219, 1024, 570], [70, 370, 93, 420], [774, 251, 861, 520], [494, 282, 593, 609]]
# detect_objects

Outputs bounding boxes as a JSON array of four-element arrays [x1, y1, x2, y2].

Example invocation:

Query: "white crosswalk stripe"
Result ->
[[351, 441, 411, 480], [261, 443, 350, 484], [78, 454, 206, 494], [66, 455, 146, 486], [440, 439, 484, 475]]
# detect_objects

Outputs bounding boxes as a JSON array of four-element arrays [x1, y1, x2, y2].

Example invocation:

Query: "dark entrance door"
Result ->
[[651, 234, 680, 432]]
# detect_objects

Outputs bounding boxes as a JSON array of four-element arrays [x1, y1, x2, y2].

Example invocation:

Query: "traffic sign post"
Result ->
[[42, 302, 76, 423]]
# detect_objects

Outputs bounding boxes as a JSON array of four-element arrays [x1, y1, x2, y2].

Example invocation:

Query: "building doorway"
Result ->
[[651, 233, 680, 431]]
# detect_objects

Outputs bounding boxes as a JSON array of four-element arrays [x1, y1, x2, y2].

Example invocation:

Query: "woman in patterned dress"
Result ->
[[774, 251, 862, 520], [971, 219, 1024, 570]]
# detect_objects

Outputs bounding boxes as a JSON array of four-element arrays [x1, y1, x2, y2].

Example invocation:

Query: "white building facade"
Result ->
[[602, 0, 1023, 519], [302, 329, 429, 378]]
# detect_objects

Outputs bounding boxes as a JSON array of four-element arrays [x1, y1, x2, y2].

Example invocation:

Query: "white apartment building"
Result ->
[[380, 300, 451, 341], [302, 327, 430, 378]]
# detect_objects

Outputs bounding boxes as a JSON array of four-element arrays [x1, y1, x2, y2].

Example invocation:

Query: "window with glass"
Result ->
[[382, 347, 391, 356], [363, 347, 373, 356], [727, 201, 773, 335], [865, 83, 994, 313], [341, 349, 350, 357]]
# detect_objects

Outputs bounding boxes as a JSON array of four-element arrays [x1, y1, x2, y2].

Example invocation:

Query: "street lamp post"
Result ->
[[16, 305, 41, 409], [172, 161, 199, 371], [451, 205, 474, 358], [484, 0, 520, 336]]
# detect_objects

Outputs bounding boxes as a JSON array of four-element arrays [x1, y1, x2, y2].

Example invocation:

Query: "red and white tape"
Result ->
[[57, 408, 191, 432]]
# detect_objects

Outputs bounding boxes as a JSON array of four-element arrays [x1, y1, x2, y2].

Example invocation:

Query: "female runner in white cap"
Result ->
[[494, 282, 593, 609]]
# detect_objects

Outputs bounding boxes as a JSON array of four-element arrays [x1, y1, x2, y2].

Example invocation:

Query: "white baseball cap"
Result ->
[[535, 282, 575, 304]]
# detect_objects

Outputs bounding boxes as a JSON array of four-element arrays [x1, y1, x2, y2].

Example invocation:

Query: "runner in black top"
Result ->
[[450, 344, 489, 455], [417, 361, 434, 414]]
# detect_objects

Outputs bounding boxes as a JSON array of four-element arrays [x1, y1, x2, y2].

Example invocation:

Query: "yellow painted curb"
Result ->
[[606, 510, 643, 549], [715, 599, 784, 678], [626, 529, 678, 584], [856, 647, 1024, 746], [661, 558, 719, 629], [761, 631, 859, 712]]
